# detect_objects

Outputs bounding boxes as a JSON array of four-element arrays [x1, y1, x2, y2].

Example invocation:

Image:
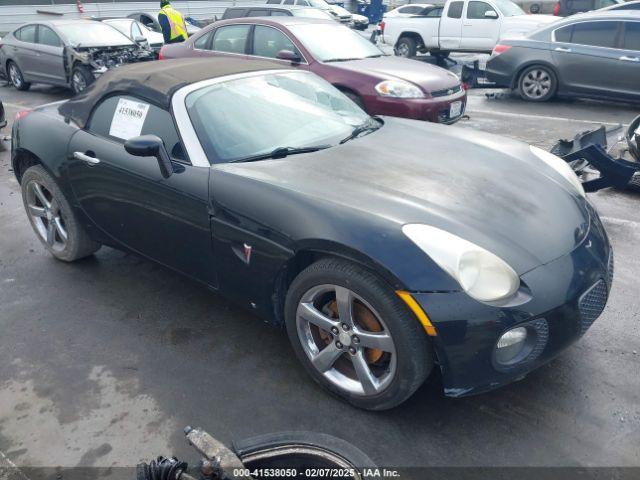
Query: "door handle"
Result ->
[[554, 47, 571, 52], [619, 55, 639, 62], [73, 151, 101, 165]]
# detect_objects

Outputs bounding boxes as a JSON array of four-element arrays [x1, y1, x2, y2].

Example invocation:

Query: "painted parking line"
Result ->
[[465, 108, 629, 127], [601, 216, 640, 229]]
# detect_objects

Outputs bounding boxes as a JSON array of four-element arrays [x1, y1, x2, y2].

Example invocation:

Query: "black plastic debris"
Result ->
[[551, 118, 640, 192], [461, 61, 497, 89]]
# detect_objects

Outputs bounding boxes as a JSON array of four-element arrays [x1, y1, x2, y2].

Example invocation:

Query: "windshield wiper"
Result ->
[[339, 119, 381, 145], [231, 145, 331, 163]]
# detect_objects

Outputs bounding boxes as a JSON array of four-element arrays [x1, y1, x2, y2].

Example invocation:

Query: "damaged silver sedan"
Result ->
[[0, 19, 154, 95]]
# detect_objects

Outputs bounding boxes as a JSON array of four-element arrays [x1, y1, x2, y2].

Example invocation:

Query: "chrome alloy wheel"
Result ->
[[396, 43, 410, 57], [25, 180, 68, 253], [296, 284, 397, 396], [521, 68, 552, 100], [8, 63, 22, 88], [72, 71, 87, 93]]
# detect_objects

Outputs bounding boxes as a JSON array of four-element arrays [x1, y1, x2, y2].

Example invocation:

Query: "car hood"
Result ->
[[502, 14, 559, 31], [216, 117, 590, 275], [331, 57, 460, 93]]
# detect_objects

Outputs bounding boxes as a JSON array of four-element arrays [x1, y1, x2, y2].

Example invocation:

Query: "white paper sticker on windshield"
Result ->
[[109, 98, 150, 140]]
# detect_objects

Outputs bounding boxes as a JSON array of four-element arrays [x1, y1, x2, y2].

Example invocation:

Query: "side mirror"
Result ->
[[276, 49, 301, 63], [134, 35, 148, 45], [484, 10, 498, 18], [124, 135, 173, 178]]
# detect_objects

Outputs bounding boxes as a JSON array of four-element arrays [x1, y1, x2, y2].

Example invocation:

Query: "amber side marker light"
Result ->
[[396, 291, 437, 337]]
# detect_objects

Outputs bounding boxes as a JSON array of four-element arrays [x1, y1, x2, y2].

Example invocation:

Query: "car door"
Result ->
[[551, 20, 626, 97], [439, 1, 464, 50], [10, 25, 40, 79], [617, 20, 640, 98], [65, 95, 217, 286], [250, 24, 308, 68], [460, 0, 500, 50], [35, 25, 66, 85]]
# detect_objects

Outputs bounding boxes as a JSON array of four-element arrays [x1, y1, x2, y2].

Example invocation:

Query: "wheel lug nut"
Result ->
[[336, 341, 343, 349], [341, 323, 350, 331], [348, 347, 356, 355], [331, 326, 339, 335]]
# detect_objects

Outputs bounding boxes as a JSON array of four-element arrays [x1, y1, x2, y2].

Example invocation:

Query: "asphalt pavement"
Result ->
[[0, 66, 639, 475]]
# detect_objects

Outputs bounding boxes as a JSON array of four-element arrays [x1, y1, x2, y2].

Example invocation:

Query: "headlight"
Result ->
[[402, 224, 520, 302], [529, 145, 585, 198], [375, 80, 424, 99]]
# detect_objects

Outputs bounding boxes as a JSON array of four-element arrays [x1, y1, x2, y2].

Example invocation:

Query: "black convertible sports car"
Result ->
[[11, 58, 613, 410]]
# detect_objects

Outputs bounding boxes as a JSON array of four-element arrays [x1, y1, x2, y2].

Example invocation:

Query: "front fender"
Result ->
[[210, 168, 459, 325]]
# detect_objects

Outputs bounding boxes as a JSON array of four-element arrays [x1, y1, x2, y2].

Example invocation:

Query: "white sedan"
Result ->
[[102, 18, 165, 53]]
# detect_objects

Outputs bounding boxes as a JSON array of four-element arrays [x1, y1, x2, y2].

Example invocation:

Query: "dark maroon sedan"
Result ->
[[160, 17, 466, 123]]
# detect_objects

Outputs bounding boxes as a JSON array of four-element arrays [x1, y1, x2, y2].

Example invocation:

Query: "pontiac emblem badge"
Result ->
[[243, 243, 252, 265]]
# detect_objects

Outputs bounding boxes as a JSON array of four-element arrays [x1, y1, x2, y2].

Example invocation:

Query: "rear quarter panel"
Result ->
[[12, 107, 77, 195]]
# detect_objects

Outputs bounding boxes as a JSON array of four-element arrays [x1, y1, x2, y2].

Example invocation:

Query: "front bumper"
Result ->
[[414, 204, 613, 397], [364, 89, 467, 124]]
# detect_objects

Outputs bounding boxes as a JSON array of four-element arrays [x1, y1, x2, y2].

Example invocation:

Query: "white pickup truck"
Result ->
[[380, 0, 558, 57]]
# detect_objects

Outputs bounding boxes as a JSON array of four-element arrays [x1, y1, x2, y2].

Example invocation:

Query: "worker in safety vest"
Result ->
[[158, 0, 188, 44]]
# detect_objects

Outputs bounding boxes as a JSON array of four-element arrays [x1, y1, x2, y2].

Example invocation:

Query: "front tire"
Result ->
[[285, 258, 433, 410], [71, 65, 95, 95], [395, 36, 417, 58], [517, 65, 557, 102], [21, 165, 101, 262], [7, 61, 31, 91]]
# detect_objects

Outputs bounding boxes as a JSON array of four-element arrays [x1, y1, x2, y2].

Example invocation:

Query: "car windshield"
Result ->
[[57, 22, 134, 47], [103, 20, 131, 37], [494, 0, 525, 16], [288, 24, 384, 61], [293, 8, 334, 19], [307, 0, 332, 8], [185, 71, 371, 163]]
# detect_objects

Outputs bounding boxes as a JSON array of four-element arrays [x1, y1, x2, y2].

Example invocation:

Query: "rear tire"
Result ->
[[517, 65, 557, 102], [285, 258, 433, 410], [395, 36, 417, 58], [71, 65, 95, 95], [21, 165, 101, 262], [7, 61, 31, 91]]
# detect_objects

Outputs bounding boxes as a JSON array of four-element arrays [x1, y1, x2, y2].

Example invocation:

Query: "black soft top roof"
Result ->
[[58, 58, 290, 128]]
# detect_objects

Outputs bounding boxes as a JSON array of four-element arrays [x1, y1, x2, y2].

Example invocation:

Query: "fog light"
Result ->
[[495, 327, 528, 365], [497, 327, 527, 348]]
